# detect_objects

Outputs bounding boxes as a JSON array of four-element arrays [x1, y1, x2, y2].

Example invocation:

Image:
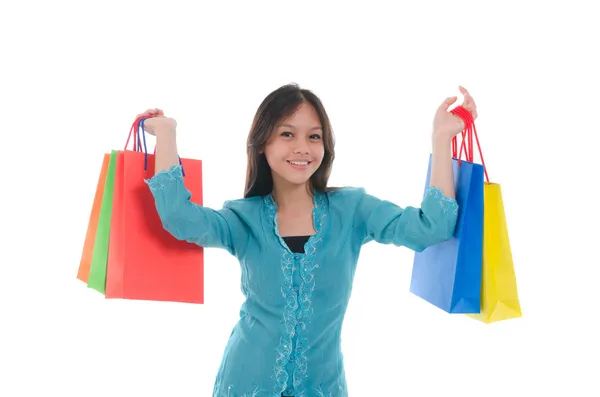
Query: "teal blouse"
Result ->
[[146, 165, 459, 397]]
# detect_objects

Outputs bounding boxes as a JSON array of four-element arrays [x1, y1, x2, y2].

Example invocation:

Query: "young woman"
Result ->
[[139, 83, 477, 397]]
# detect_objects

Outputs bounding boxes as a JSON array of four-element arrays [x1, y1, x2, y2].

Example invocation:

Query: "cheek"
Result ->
[[314, 144, 325, 163], [263, 145, 286, 170]]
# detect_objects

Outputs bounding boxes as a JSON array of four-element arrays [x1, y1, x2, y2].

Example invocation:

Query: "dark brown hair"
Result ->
[[244, 83, 339, 198]]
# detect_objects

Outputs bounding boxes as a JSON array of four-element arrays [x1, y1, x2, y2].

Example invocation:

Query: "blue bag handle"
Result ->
[[137, 117, 185, 176]]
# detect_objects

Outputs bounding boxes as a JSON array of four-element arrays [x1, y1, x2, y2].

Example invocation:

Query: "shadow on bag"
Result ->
[[410, 154, 484, 313]]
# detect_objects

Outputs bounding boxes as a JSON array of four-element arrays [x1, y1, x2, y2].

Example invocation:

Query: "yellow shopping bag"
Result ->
[[467, 182, 522, 323]]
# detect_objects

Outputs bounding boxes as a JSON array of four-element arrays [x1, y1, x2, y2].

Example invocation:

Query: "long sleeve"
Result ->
[[355, 186, 459, 252], [145, 164, 243, 257]]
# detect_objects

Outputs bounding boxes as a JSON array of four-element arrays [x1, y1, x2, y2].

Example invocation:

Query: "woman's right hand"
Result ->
[[136, 108, 177, 136]]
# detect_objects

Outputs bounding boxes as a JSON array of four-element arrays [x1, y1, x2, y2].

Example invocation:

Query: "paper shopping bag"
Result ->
[[77, 153, 110, 283], [105, 150, 125, 295], [410, 154, 484, 313], [467, 183, 522, 323], [104, 118, 204, 304], [87, 150, 118, 294]]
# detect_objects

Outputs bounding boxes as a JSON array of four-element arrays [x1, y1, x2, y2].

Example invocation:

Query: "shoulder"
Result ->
[[325, 186, 372, 215], [327, 185, 382, 207], [222, 195, 264, 210], [326, 186, 367, 201], [327, 185, 391, 220], [325, 186, 381, 242], [219, 196, 265, 222], [192, 196, 263, 237]]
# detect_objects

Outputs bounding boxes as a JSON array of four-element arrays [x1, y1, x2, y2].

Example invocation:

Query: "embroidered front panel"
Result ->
[[263, 191, 327, 397]]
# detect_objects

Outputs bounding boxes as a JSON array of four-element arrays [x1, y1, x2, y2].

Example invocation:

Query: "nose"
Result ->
[[293, 140, 310, 155]]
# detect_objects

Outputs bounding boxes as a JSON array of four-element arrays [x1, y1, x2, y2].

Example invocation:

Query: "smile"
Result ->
[[287, 160, 311, 169]]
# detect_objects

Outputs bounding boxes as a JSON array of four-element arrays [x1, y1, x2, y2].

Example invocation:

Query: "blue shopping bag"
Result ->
[[410, 154, 484, 313]]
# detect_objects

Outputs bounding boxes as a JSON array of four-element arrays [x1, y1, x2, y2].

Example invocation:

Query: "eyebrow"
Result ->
[[279, 123, 322, 131]]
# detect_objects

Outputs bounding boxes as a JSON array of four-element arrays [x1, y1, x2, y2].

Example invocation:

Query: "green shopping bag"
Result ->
[[87, 150, 118, 294]]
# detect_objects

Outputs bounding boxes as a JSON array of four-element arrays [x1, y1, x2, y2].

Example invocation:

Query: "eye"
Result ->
[[310, 134, 322, 140], [280, 131, 293, 137]]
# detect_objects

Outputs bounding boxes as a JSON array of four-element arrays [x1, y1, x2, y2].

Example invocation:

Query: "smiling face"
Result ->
[[263, 101, 325, 190]]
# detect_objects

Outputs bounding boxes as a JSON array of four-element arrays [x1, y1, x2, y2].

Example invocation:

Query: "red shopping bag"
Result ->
[[105, 117, 204, 304]]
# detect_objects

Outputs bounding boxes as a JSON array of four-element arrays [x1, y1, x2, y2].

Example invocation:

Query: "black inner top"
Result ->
[[282, 235, 310, 254]]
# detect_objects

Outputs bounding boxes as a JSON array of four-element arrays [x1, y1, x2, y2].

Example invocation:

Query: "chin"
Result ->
[[273, 170, 314, 187], [287, 178, 310, 186], [282, 175, 313, 186]]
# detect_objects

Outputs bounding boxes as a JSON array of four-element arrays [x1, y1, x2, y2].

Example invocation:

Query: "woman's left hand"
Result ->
[[432, 85, 478, 143]]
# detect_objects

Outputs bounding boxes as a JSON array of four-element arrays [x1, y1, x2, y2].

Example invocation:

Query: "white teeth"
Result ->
[[290, 161, 308, 165]]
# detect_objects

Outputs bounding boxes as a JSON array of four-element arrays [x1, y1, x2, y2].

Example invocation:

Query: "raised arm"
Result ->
[[355, 187, 458, 252], [138, 109, 245, 257], [429, 86, 478, 198], [145, 165, 244, 256], [355, 86, 478, 252]]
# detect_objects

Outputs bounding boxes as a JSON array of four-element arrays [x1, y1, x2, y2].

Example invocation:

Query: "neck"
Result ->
[[272, 181, 314, 211]]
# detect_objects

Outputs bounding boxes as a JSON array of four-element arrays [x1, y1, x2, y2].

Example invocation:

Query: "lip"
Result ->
[[287, 160, 312, 170]]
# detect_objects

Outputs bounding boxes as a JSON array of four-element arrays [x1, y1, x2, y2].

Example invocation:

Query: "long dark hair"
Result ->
[[244, 83, 339, 198]]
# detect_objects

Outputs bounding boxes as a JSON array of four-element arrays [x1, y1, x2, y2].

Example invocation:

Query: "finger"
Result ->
[[142, 109, 159, 118], [462, 95, 471, 108], [462, 94, 476, 110], [439, 96, 458, 110], [459, 86, 470, 103], [459, 86, 476, 106], [147, 108, 164, 117], [136, 108, 163, 120], [462, 100, 478, 120]]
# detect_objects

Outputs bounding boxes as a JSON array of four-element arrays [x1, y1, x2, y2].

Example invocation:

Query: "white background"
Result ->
[[2, 1, 599, 396]]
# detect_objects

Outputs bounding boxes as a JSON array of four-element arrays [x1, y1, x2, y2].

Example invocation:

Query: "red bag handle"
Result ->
[[124, 116, 186, 176], [451, 106, 472, 162], [450, 105, 489, 182], [124, 116, 147, 152]]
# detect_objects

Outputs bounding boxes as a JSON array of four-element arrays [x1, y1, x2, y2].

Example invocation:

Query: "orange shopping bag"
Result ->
[[77, 153, 110, 283], [104, 117, 204, 304]]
